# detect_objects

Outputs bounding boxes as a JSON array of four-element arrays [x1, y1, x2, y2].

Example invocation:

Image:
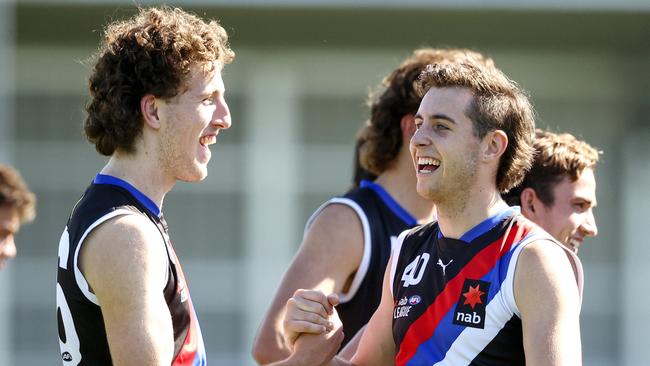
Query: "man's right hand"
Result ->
[[282, 289, 341, 349]]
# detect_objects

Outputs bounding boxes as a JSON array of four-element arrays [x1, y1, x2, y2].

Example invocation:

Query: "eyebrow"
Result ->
[[200, 89, 219, 96], [414, 113, 457, 124], [574, 197, 597, 207], [197, 89, 222, 100]]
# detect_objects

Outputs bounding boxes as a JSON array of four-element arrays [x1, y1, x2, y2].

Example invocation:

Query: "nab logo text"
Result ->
[[456, 311, 482, 325]]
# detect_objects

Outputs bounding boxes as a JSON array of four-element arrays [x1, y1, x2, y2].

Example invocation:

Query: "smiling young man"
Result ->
[[252, 49, 500, 364], [55, 7, 233, 366], [270, 57, 584, 366], [504, 129, 600, 254], [0, 164, 36, 269]]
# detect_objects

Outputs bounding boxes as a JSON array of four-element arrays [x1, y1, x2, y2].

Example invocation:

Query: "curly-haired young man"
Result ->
[[0, 164, 36, 269], [273, 55, 584, 366], [56, 7, 233, 365], [504, 129, 600, 254]]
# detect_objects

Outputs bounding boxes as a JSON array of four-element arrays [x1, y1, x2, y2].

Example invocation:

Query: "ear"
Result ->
[[400, 114, 416, 142], [520, 187, 539, 218], [140, 94, 161, 130], [481, 129, 508, 163]]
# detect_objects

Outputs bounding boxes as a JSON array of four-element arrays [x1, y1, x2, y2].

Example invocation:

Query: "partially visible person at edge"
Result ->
[[503, 129, 600, 254], [55, 6, 233, 366], [252, 48, 496, 364], [0, 164, 36, 269], [269, 54, 584, 366]]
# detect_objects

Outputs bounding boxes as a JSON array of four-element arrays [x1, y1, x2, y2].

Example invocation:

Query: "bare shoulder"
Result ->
[[514, 239, 580, 311], [308, 203, 364, 237], [516, 239, 577, 275], [303, 202, 365, 255], [82, 213, 166, 265], [80, 213, 168, 296]]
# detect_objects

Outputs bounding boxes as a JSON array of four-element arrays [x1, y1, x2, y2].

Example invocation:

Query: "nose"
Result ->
[[580, 210, 598, 237], [410, 125, 430, 150], [0, 235, 17, 261], [212, 96, 232, 130]]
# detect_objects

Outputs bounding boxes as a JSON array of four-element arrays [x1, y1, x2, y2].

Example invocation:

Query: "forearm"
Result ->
[[338, 325, 364, 360]]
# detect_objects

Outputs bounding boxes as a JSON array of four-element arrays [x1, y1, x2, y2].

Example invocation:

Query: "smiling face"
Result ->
[[0, 205, 20, 269], [410, 86, 482, 205], [157, 62, 231, 182], [532, 168, 598, 254]]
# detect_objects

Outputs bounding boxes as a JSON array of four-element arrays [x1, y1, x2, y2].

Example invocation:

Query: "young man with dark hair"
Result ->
[[0, 164, 36, 269], [272, 55, 583, 366], [56, 7, 234, 365], [252, 48, 494, 364], [503, 129, 600, 254]]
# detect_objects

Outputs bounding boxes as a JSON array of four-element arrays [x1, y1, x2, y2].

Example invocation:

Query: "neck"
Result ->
[[374, 152, 435, 223], [435, 185, 507, 239], [100, 151, 174, 209]]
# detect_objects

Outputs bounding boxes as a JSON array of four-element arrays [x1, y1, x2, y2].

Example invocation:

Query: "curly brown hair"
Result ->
[[84, 6, 235, 156], [503, 129, 601, 206], [415, 61, 536, 193], [357, 48, 495, 176], [0, 165, 36, 223]]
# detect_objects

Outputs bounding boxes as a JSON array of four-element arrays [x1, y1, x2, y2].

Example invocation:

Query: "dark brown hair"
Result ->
[[357, 48, 494, 176], [504, 129, 601, 206], [0, 165, 36, 223], [415, 61, 536, 192], [84, 6, 234, 156]]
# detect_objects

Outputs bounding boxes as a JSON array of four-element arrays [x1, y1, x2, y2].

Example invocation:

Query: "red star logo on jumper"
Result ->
[[462, 284, 485, 309]]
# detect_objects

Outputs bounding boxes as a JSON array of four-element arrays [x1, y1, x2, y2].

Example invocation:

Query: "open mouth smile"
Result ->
[[199, 135, 216, 146], [417, 157, 441, 173]]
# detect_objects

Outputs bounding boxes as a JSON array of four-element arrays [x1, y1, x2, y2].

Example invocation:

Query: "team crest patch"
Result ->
[[408, 295, 421, 305], [452, 279, 490, 329]]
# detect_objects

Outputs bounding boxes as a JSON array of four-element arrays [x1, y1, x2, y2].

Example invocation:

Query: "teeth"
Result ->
[[200, 135, 216, 146], [567, 238, 580, 252], [417, 157, 440, 166]]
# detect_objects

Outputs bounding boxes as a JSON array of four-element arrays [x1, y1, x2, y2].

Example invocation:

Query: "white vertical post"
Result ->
[[0, 0, 15, 163], [241, 56, 300, 365], [0, 1, 15, 366], [622, 128, 650, 366]]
